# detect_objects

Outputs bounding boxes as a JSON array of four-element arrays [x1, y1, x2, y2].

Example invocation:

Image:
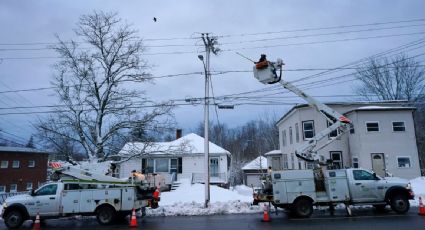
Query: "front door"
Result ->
[[350, 169, 379, 202], [371, 153, 385, 177], [210, 158, 219, 177], [32, 183, 60, 216]]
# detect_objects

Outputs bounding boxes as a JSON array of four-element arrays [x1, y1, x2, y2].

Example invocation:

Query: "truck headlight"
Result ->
[[406, 183, 412, 190]]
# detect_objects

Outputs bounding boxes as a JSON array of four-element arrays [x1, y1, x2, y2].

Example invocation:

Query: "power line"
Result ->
[[217, 18, 425, 38]]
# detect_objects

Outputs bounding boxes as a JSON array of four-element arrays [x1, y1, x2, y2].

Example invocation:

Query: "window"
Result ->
[[12, 160, 20, 168], [0, 161, 8, 168], [64, 184, 81, 190], [10, 184, 17, 192], [170, 159, 178, 173], [352, 157, 359, 168], [397, 157, 411, 168], [0, 186, 5, 194], [282, 130, 287, 146], [35, 184, 57, 196], [330, 151, 342, 169], [289, 127, 293, 145], [302, 121, 315, 139], [366, 122, 379, 132], [26, 182, 33, 190], [28, 160, 35, 168], [393, 122, 406, 132], [142, 159, 154, 173], [327, 120, 339, 138], [349, 124, 355, 134], [295, 123, 300, 143], [353, 170, 375, 180], [282, 154, 289, 169], [155, 158, 169, 172]]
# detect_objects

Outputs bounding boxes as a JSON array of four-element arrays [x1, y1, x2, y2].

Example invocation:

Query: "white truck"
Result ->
[[253, 168, 414, 217], [251, 56, 415, 217], [1, 166, 160, 229]]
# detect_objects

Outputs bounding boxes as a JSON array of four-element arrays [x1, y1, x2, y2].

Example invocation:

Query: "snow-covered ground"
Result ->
[[146, 179, 263, 216]]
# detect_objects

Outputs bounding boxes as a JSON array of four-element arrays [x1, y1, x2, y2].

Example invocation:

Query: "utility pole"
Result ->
[[198, 33, 219, 208]]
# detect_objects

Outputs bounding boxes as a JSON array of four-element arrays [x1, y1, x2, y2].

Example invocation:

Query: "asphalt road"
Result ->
[[1, 207, 425, 230]]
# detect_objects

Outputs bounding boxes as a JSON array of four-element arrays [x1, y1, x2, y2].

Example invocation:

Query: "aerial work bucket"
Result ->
[[253, 55, 284, 84]]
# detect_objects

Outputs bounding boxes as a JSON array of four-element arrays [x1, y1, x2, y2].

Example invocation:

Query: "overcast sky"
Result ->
[[1, 0, 425, 145]]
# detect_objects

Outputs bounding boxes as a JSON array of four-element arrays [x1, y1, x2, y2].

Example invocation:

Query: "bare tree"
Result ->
[[355, 54, 425, 172], [355, 55, 425, 101], [38, 11, 173, 162]]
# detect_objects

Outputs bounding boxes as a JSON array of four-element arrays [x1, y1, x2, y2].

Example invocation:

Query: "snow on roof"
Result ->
[[242, 156, 267, 170], [355, 106, 415, 110], [264, 149, 281, 156], [0, 146, 49, 154], [119, 133, 230, 156]]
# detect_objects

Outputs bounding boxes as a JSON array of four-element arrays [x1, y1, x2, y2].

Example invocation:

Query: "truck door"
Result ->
[[350, 170, 379, 202], [32, 183, 60, 216]]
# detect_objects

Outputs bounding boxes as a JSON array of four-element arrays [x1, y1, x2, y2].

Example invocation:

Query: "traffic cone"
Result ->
[[129, 208, 138, 228], [32, 213, 41, 230], [418, 196, 425, 216], [261, 204, 271, 222]]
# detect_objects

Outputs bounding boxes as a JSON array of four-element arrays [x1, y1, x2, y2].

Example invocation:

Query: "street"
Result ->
[[1, 207, 425, 230]]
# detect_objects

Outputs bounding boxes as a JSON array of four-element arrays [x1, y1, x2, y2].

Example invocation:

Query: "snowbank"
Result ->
[[146, 179, 262, 216], [410, 176, 425, 206]]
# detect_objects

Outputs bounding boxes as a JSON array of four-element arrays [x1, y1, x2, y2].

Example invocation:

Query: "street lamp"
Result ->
[[198, 54, 210, 208]]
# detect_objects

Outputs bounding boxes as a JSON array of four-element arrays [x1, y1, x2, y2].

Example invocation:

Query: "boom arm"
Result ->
[[253, 58, 351, 163]]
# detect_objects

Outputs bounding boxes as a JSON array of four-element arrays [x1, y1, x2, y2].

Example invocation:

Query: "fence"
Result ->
[[0, 191, 29, 203], [191, 172, 227, 184]]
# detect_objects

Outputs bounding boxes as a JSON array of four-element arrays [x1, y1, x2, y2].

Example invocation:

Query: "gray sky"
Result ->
[[1, 0, 425, 145]]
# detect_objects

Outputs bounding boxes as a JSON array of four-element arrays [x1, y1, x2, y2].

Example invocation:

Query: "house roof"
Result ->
[[242, 156, 268, 170], [264, 149, 281, 156], [0, 146, 49, 154], [119, 133, 231, 157], [276, 101, 411, 126], [346, 106, 416, 113]]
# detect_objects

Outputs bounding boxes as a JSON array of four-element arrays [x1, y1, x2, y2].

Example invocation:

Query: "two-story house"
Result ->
[[266, 101, 421, 179]]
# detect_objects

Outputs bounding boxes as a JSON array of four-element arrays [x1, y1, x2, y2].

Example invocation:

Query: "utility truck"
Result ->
[[251, 56, 414, 217], [1, 165, 160, 229]]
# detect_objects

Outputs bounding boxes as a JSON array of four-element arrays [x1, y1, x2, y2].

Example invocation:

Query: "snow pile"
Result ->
[[410, 177, 425, 206], [146, 179, 262, 216]]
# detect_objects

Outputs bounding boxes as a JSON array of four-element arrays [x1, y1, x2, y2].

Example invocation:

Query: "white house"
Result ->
[[116, 133, 231, 187], [267, 101, 421, 179], [242, 155, 268, 188]]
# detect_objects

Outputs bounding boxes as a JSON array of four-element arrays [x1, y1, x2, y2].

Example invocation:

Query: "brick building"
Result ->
[[0, 146, 49, 193]]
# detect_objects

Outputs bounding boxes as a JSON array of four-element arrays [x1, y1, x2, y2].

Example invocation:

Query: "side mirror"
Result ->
[[30, 189, 35, 196], [373, 173, 379, 180]]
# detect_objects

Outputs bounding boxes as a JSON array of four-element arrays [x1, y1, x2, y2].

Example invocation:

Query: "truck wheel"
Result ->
[[96, 206, 116, 225], [293, 198, 313, 218], [4, 210, 25, 229], [390, 194, 409, 214]]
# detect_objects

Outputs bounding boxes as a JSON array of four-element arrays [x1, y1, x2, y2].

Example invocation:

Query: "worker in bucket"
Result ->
[[255, 54, 269, 69]]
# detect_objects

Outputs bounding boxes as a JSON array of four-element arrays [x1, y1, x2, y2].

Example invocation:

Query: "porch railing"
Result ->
[[191, 172, 227, 184]]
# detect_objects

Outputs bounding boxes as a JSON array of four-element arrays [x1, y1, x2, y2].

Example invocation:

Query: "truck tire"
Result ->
[[293, 198, 313, 218], [4, 210, 25, 229], [390, 194, 409, 214], [96, 206, 116, 225]]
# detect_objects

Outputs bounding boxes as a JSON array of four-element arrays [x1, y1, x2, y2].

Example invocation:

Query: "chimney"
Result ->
[[176, 129, 182, 140]]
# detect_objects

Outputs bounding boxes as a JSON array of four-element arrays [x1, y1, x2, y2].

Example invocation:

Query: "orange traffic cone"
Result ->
[[419, 196, 425, 216], [129, 208, 138, 228], [32, 213, 41, 230], [261, 204, 271, 222]]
